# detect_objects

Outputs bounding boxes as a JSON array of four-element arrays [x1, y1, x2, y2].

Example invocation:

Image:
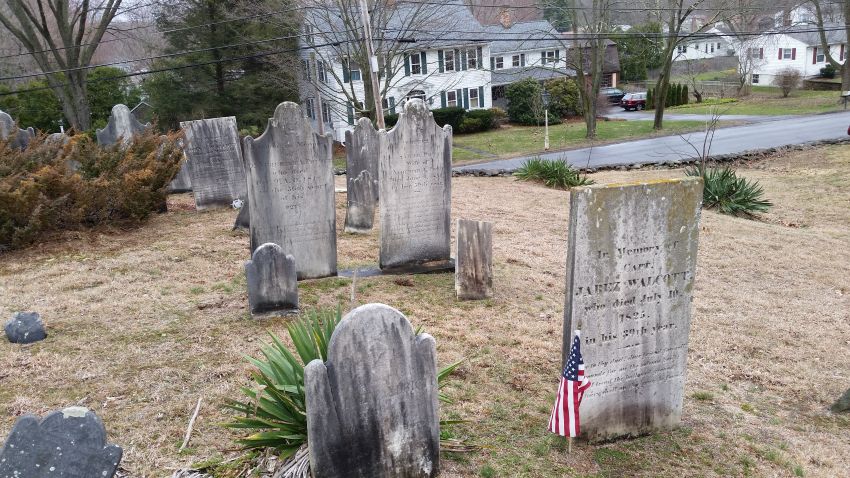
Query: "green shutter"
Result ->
[[347, 102, 354, 125], [389, 97, 395, 112], [438, 50, 444, 73], [440, 91, 447, 108], [455, 89, 462, 107], [490, 56, 495, 70], [521, 53, 525, 67], [461, 49, 467, 71], [462, 88, 469, 109], [541, 51, 546, 65], [555, 49, 560, 63], [420, 51, 428, 74], [478, 86, 485, 108], [477, 47, 483, 68], [404, 54, 410, 76], [454, 49, 460, 70], [343, 59, 350, 83]]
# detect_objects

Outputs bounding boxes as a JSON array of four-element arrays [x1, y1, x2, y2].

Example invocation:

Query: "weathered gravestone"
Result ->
[[168, 155, 193, 193], [455, 219, 493, 300], [0, 110, 35, 150], [0, 406, 122, 477], [245, 243, 298, 316], [379, 99, 452, 273], [832, 388, 850, 413], [562, 177, 703, 441], [96, 104, 149, 146], [305, 303, 439, 478], [344, 117, 380, 233], [4, 311, 47, 344], [181, 116, 247, 209], [243, 102, 336, 279]]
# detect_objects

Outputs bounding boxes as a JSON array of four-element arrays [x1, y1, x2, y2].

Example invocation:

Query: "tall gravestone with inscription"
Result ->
[[96, 104, 150, 146], [378, 99, 452, 273], [181, 116, 247, 209], [344, 117, 380, 233], [243, 102, 336, 279], [562, 177, 703, 441]]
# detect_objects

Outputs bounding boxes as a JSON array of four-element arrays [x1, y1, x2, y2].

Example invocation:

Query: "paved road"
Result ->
[[604, 109, 798, 123], [455, 111, 850, 172]]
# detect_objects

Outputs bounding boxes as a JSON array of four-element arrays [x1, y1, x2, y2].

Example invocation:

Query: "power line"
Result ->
[[396, 0, 785, 13]]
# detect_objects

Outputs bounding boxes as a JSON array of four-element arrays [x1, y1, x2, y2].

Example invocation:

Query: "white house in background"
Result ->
[[734, 23, 847, 86], [298, 1, 491, 142], [673, 27, 733, 61]]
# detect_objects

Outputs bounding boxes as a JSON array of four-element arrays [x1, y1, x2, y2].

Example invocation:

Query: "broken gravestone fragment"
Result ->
[[0, 406, 122, 477], [4, 311, 47, 344], [832, 388, 850, 413], [305, 303, 439, 478], [455, 219, 493, 300], [344, 117, 379, 233]]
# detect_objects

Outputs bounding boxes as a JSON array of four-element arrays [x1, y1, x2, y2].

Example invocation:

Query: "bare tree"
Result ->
[[773, 66, 801, 97], [809, 0, 850, 91], [0, 0, 125, 130]]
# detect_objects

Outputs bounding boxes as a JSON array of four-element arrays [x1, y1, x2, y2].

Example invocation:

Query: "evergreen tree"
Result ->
[[646, 87, 653, 110], [143, 0, 300, 131], [681, 85, 689, 105], [614, 23, 664, 82]]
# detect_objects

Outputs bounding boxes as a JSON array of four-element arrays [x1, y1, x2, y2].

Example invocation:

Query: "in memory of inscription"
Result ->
[[242, 102, 337, 280], [562, 177, 703, 441], [378, 99, 452, 272], [180, 116, 247, 210]]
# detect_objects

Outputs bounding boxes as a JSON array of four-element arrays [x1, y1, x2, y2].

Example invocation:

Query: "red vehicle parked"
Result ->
[[620, 92, 647, 111]]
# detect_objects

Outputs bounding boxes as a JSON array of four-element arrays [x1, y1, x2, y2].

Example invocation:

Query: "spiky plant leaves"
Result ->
[[686, 166, 772, 217], [515, 157, 594, 190]]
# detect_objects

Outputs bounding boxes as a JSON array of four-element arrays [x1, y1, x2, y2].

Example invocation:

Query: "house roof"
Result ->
[[491, 66, 574, 86], [484, 20, 564, 54], [780, 23, 847, 46]]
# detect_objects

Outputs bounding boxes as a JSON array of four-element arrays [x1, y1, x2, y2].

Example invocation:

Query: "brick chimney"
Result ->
[[499, 9, 513, 29]]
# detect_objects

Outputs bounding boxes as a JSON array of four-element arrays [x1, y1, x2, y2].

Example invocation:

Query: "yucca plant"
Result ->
[[515, 157, 594, 189], [686, 166, 772, 217], [226, 306, 466, 459]]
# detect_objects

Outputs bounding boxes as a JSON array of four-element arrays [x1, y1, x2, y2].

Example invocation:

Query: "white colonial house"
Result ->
[[734, 23, 847, 86], [299, 1, 492, 141], [673, 27, 733, 62]]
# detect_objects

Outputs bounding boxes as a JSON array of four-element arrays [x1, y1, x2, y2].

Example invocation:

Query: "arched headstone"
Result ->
[[243, 102, 336, 279], [244, 243, 298, 316], [180, 116, 246, 209], [344, 117, 380, 233], [305, 304, 439, 478], [96, 104, 149, 146], [378, 99, 452, 272]]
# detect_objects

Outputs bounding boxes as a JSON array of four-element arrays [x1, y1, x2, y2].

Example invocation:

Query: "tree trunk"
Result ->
[[653, 41, 676, 131]]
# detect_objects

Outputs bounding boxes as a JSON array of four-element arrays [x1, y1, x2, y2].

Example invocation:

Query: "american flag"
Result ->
[[547, 330, 591, 437]]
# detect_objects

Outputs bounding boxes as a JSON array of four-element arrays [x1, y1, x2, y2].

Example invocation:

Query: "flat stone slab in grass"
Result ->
[[562, 177, 703, 441], [4, 311, 47, 344], [455, 219, 493, 300], [344, 118, 380, 233], [96, 104, 149, 146], [0, 406, 122, 477], [305, 303, 439, 478], [181, 116, 247, 210], [378, 99, 452, 273], [243, 102, 337, 279], [245, 243, 298, 317]]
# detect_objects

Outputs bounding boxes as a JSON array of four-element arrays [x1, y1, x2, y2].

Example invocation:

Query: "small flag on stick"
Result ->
[[547, 330, 591, 438]]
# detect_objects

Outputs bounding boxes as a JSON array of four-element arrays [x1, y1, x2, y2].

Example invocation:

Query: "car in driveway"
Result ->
[[600, 87, 625, 104], [620, 92, 647, 111]]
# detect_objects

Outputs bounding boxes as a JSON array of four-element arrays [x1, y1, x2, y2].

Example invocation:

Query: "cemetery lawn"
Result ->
[[452, 120, 727, 163], [2, 145, 849, 477], [667, 87, 844, 116]]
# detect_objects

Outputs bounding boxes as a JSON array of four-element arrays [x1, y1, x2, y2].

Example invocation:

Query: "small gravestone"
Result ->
[[305, 303, 439, 478], [832, 388, 850, 413], [46, 132, 70, 145], [344, 118, 380, 233], [96, 104, 149, 146], [4, 311, 47, 344], [0, 109, 12, 137], [181, 117, 247, 210], [168, 155, 193, 193], [0, 110, 34, 150], [455, 219, 493, 300], [562, 177, 703, 441], [245, 243, 298, 316], [243, 102, 336, 279], [233, 197, 250, 230], [0, 406, 122, 477], [379, 99, 452, 273]]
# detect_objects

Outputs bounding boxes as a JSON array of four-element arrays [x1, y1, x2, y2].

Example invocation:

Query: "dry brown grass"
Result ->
[[1, 145, 849, 477]]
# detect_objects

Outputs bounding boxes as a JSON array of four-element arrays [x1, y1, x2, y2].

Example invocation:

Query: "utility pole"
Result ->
[[358, 0, 385, 129]]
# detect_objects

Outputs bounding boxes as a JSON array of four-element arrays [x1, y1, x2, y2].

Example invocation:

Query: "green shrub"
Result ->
[[646, 87, 654, 109], [458, 109, 496, 134], [458, 117, 483, 134], [227, 306, 465, 457], [431, 107, 466, 131], [489, 107, 508, 124], [514, 157, 594, 189], [820, 64, 836, 79], [0, 130, 183, 251], [686, 166, 772, 216], [506, 78, 543, 125], [681, 85, 689, 105], [545, 77, 581, 118], [384, 113, 399, 128]]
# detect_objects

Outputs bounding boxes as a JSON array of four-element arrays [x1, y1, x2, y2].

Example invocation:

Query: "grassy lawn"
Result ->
[[667, 87, 845, 116], [452, 120, 717, 163], [2, 145, 849, 477]]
